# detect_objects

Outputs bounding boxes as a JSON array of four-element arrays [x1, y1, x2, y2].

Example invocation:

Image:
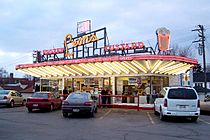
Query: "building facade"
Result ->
[[16, 27, 198, 105]]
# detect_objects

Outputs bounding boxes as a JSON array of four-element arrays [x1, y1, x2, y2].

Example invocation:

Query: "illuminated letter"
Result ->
[[104, 46, 109, 52], [110, 45, 115, 51], [65, 34, 72, 44], [90, 34, 99, 42], [125, 43, 130, 50], [120, 44, 125, 50], [115, 44, 120, 51], [137, 42, 144, 49], [132, 42, 137, 49]]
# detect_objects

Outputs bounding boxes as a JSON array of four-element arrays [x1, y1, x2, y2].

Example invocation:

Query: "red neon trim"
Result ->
[[16, 55, 198, 69]]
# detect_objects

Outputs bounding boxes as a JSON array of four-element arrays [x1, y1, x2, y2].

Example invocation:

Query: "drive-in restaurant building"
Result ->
[[16, 26, 197, 105]]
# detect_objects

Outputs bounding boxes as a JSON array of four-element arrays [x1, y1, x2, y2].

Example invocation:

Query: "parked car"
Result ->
[[62, 91, 98, 117], [154, 87, 200, 121], [26, 92, 62, 112], [0, 90, 26, 107], [204, 93, 210, 102]]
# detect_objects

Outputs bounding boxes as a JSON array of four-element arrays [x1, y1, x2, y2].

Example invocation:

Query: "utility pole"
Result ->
[[192, 25, 207, 95]]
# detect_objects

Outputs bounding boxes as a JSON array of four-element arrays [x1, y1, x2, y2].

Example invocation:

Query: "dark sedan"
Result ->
[[26, 92, 62, 112], [62, 92, 97, 117]]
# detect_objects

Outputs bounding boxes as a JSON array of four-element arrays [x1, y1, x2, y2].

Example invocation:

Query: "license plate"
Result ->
[[179, 105, 186, 109], [73, 109, 80, 112], [33, 104, 38, 107]]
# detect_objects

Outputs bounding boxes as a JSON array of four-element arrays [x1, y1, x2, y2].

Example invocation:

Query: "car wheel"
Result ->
[[154, 105, 158, 115], [9, 101, 14, 108], [22, 100, 26, 106], [49, 104, 54, 112], [190, 117, 198, 122], [90, 111, 95, 117], [94, 107, 98, 113], [160, 109, 166, 121], [63, 112, 68, 118], [28, 108, 33, 113]]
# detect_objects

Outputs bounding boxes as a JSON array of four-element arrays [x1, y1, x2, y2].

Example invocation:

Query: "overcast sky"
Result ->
[[0, 0, 210, 77]]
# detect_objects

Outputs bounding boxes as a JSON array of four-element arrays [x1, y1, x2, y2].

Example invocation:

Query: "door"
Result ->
[[15, 92, 23, 104]]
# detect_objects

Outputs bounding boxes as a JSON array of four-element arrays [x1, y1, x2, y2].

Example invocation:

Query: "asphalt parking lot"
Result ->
[[1, 106, 210, 140]]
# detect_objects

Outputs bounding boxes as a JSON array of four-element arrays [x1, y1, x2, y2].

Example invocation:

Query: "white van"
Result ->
[[154, 87, 200, 121]]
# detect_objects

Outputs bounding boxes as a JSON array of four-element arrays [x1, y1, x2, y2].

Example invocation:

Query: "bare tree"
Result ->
[[169, 44, 194, 58], [23, 74, 32, 80]]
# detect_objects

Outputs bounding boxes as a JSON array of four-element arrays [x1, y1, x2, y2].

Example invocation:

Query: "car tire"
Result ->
[[154, 106, 159, 115], [63, 112, 68, 118], [94, 107, 98, 113], [160, 109, 166, 121], [28, 108, 33, 113], [190, 117, 198, 122], [90, 111, 95, 117], [49, 104, 54, 112], [22, 100, 26, 106], [9, 101, 14, 108]]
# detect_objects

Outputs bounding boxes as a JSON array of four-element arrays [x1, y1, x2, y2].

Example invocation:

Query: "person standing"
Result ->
[[151, 90, 158, 103], [101, 88, 107, 106], [63, 87, 68, 100], [144, 84, 151, 104]]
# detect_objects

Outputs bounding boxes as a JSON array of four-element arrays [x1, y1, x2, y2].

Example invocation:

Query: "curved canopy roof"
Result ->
[[16, 55, 197, 78]]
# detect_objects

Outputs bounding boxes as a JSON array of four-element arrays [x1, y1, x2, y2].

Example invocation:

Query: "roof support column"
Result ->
[[111, 76, 116, 104], [40, 79, 42, 92], [62, 78, 65, 94]]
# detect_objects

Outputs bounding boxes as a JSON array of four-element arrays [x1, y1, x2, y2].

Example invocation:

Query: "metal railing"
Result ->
[[98, 95, 140, 111]]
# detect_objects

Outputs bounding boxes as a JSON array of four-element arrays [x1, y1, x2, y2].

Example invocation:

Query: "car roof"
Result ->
[[164, 86, 194, 90], [0, 89, 16, 92], [34, 91, 51, 94]]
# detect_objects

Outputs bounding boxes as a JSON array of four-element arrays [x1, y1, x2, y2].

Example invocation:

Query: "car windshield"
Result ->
[[168, 88, 197, 99], [31, 92, 48, 98], [0, 90, 9, 95], [67, 93, 90, 100]]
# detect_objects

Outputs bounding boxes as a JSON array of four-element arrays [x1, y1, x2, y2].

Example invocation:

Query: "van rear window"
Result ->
[[168, 88, 197, 99]]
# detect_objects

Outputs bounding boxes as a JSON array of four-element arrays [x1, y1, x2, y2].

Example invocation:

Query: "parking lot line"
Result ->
[[99, 109, 112, 120], [198, 118, 210, 125], [147, 112, 155, 124]]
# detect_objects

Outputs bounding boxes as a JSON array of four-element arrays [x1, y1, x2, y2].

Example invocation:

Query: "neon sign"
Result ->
[[42, 48, 64, 55], [64, 33, 99, 56], [104, 42, 144, 52]]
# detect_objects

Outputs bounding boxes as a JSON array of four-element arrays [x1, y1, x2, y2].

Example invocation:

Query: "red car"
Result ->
[[26, 92, 62, 112]]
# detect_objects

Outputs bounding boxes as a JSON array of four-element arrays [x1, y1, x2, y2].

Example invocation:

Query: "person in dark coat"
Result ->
[[101, 89, 106, 104], [63, 87, 68, 100]]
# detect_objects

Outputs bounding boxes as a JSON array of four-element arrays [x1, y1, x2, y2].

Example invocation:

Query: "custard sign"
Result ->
[[104, 42, 144, 52], [64, 33, 99, 56]]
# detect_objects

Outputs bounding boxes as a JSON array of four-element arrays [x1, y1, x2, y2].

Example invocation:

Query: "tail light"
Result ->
[[164, 99, 167, 107], [84, 102, 92, 106], [62, 101, 69, 105], [197, 100, 200, 107], [3, 96, 7, 99]]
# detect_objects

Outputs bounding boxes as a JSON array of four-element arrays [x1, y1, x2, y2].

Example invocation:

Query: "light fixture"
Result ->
[[159, 61, 175, 71], [95, 63, 113, 75], [71, 65, 89, 75], [103, 62, 121, 74], [145, 60, 151, 71], [151, 60, 163, 73], [112, 62, 129, 74], [63, 65, 82, 76], [121, 61, 138, 74], [79, 63, 97, 75], [87, 63, 104, 75], [131, 61, 147, 73]]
